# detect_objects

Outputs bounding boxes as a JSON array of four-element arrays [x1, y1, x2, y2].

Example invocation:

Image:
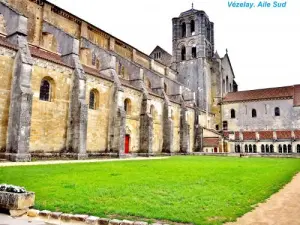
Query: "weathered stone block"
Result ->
[[60, 213, 73, 222], [86, 216, 100, 224], [27, 209, 39, 217], [133, 221, 148, 225], [39, 210, 51, 219], [121, 220, 134, 225], [109, 219, 122, 225], [70, 214, 89, 222], [0, 191, 35, 211], [98, 218, 110, 225]]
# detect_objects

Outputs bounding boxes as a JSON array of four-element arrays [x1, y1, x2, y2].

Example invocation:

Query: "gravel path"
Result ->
[[225, 173, 300, 225], [0, 157, 168, 167]]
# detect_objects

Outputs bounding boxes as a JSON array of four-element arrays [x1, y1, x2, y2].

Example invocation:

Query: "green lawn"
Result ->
[[0, 156, 300, 225]]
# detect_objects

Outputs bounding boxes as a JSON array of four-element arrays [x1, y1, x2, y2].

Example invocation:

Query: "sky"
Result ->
[[48, 0, 300, 91]]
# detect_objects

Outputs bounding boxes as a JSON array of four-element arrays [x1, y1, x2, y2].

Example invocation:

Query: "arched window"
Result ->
[[249, 145, 253, 153], [192, 47, 197, 58], [270, 145, 274, 153], [181, 22, 186, 37], [266, 145, 270, 153], [190, 20, 195, 34], [275, 107, 280, 117], [223, 121, 228, 131], [39, 78, 52, 101], [237, 145, 241, 153], [288, 144, 292, 153], [283, 144, 287, 153], [181, 46, 186, 60], [89, 89, 99, 110], [279, 144, 282, 153], [124, 98, 131, 114], [252, 109, 257, 118], [230, 109, 236, 119], [261, 145, 265, 153], [245, 144, 248, 153], [297, 144, 300, 153], [253, 145, 257, 153]]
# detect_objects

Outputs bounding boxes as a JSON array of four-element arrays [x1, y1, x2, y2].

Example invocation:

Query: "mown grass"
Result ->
[[0, 156, 300, 225]]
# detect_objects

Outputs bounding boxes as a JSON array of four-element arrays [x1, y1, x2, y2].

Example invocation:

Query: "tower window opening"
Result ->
[[191, 20, 195, 35], [192, 47, 197, 58], [181, 46, 186, 60], [181, 22, 186, 37]]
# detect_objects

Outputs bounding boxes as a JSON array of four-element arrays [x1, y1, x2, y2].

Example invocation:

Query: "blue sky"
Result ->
[[48, 0, 300, 91]]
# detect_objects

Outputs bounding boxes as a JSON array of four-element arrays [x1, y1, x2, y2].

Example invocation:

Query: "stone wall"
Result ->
[[0, 0, 227, 161], [0, 50, 15, 152], [222, 99, 300, 131], [30, 60, 72, 152]]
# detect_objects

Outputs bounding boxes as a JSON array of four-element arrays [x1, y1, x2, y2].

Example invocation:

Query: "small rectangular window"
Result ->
[[192, 47, 197, 58]]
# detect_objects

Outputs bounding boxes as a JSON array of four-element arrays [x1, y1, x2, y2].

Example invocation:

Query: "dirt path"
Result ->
[[0, 157, 168, 167], [225, 173, 300, 225]]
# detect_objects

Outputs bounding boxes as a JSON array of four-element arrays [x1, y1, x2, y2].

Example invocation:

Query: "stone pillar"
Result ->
[[109, 85, 126, 156], [139, 96, 153, 156], [3, 7, 33, 162], [62, 40, 88, 160], [162, 101, 174, 154], [194, 111, 203, 152], [180, 106, 190, 154], [100, 54, 126, 157]]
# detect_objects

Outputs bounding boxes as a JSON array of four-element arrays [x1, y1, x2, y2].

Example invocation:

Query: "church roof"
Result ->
[[150, 45, 172, 57], [203, 137, 220, 147], [223, 85, 300, 106]]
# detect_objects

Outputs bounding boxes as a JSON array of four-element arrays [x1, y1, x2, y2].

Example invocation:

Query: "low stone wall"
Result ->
[[26, 209, 159, 225]]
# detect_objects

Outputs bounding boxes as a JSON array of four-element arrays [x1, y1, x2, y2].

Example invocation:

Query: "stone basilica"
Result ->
[[0, 0, 299, 161]]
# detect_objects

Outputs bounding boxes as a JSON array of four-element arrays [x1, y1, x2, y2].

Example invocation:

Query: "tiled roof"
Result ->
[[259, 131, 274, 140], [203, 137, 220, 147], [242, 132, 256, 140], [276, 131, 292, 140], [223, 86, 296, 104], [0, 36, 17, 50], [294, 130, 300, 139], [29, 46, 71, 68]]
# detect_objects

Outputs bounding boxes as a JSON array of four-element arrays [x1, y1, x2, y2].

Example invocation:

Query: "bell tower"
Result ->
[[171, 6, 214, 110]]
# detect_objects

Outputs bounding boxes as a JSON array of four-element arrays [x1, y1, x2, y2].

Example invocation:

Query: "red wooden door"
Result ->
[[214, 147, 218, 153], [125, 135, 130, 154]]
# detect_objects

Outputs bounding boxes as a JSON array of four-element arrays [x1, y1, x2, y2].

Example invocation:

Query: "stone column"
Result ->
[[162, 100, 174, 154], [180, 106, 190, 154], [62, 39, 88, 160], [3, 5, 33, 162], [100, 55, 126, 157], [194, 111, 203, 152]]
